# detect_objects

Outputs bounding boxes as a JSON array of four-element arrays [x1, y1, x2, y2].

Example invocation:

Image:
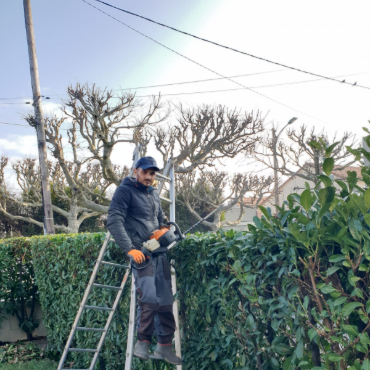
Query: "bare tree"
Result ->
[[153, 105, 265, 173], [23, 84, 161, 215], [0, 156, 117, 233], [2, 84, 270, 234], [61, 84, 166, 185], [176, 168, 273, 231], [253, 125, 356, 184]]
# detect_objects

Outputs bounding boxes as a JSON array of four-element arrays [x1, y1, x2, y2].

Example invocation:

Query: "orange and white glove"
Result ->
[[127, 249, 145, 264]]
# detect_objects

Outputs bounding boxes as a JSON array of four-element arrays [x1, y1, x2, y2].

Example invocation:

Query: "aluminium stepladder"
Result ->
[[58, 146, 182, 370]]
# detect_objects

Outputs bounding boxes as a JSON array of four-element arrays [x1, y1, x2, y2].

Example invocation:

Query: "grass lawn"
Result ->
[[0, 359, 57, 370]]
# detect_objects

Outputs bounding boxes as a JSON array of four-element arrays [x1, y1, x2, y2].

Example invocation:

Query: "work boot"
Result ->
[[133, 340, 150, 361], [154, 344, 183, 365]]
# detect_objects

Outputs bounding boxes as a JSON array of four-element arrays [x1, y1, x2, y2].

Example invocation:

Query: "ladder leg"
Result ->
[[125, 274, 137, 370], [57, 232, 112, 370], [171, 260, 182, 370], [89, 268, 131, 370]]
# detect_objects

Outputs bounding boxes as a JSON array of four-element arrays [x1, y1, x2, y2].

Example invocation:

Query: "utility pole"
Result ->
[[272, 117, 298, 207], [23, 0, 55, 234]]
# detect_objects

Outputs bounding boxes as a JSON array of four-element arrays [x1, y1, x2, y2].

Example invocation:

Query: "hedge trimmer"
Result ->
[[142, 201, 226, 254]]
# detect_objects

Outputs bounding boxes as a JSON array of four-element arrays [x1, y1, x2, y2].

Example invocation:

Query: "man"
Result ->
[[107, 156, 182, 365]]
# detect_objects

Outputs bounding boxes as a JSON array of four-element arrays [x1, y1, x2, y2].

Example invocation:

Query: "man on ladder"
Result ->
[[107, 156, 183, 366]]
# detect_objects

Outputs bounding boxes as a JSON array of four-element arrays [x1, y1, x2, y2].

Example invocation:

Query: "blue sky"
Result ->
[[1, 0, 370, 170]]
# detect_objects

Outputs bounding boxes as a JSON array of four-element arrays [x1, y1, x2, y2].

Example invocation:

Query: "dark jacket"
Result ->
[[107, 177, 164, 254]]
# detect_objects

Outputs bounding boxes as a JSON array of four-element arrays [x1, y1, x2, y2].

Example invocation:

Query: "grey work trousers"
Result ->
[[132, 253, 176, 344]]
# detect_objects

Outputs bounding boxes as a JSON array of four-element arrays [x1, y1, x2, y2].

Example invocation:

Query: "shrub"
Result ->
[[30, 233, 127, 369], [31, 233, 172, 370], [173, 229, 298, 369], [0, 237, 39, 339], [3, 130, 370, 369], [171, 133, 370, 369]]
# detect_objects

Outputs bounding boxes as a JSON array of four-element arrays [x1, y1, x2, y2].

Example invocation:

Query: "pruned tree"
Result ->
[[0, 156, 114, 233], [176, 168, 274, 231], [2, 84, 270, 234], [61, 83, 166, 186], [0, 156, 44, 236], [153, 104, 265, 173], [253, 124, 356, 184]]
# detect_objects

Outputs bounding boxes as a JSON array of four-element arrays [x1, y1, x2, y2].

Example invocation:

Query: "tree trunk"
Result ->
[[66, 202, 80, 233], [67, 217, 80, 234]]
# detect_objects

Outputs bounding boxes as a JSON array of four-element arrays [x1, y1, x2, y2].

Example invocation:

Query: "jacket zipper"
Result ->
[[147, 193, 155, 220]]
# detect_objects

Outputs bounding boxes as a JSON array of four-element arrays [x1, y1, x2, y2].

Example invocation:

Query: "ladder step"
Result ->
[[159, 196, 172, 204], [92, 283, 121, 290], [101, 261, 129, 269], [149, 354, 165, 360], [156, 173, 171, 181], [76, 327, 105, 332], [69, 348, 97, 353], [84, 305, 113, 311]]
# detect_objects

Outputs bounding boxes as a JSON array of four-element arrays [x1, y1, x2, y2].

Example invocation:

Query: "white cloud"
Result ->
[[42, 101, 65, 117], [0, 135, 38, 156]]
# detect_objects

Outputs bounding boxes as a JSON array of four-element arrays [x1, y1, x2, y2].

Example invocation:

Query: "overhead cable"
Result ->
[[2, 70, 369, 104], [119, 71, 370, 97], [82, 0, 329, 124], [0, 70, 284, 101], [0, 121, 70, 130], [0, 121, 30, 127], [90, 0, 370, 91]]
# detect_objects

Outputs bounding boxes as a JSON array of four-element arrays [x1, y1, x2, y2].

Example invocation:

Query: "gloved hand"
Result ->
[[127, 249, 145, 264]]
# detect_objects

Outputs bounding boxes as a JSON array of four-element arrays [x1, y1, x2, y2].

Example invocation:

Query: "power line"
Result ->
[[0, 95, 49, 101], [0, 121, 30, 127], [136, 76, 370, 97], [0, 102, 32, 105], [3, 70, 369, 103], [0, 121, 70, 130], [0, 70, 284, 101], [2, 70, 368, 105], [81, 0, 335, 125], [91, 0, 370, 91], [0, 97, 32, 100], [111, 70, 284, 91], [123, 71, 370, 97], [114, 71, 370, 96]]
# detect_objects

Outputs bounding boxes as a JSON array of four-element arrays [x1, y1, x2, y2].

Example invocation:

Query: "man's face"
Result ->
[[134, 167, 156, 187]]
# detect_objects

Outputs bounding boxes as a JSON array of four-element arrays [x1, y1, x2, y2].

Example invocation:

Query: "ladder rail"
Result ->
[[128, 144, 141, 178], [90, 268, 131, 369], [57, 232, 112, 370], [171, 261, 182, 370], [157, 158, 172, 194], [124, 276, 137, 370], [169, 165, 182, 370]]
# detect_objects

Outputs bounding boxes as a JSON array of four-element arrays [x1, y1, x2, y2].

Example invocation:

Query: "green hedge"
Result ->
[[172, 230, 298, 370], [2, 132, 370, 369], [170, 136, 370, 369], [31, 233, 129, 369], [0, 234, 172, 369], [0, 237, 39, 339]]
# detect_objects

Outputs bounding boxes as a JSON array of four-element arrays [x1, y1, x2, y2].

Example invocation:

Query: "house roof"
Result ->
[[232, 196, 269, 208], [260, 165, 361, 206], [331, 166, 361, 179]]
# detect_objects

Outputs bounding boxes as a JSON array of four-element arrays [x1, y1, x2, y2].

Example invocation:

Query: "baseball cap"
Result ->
[[135, 156, 160, 171]]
